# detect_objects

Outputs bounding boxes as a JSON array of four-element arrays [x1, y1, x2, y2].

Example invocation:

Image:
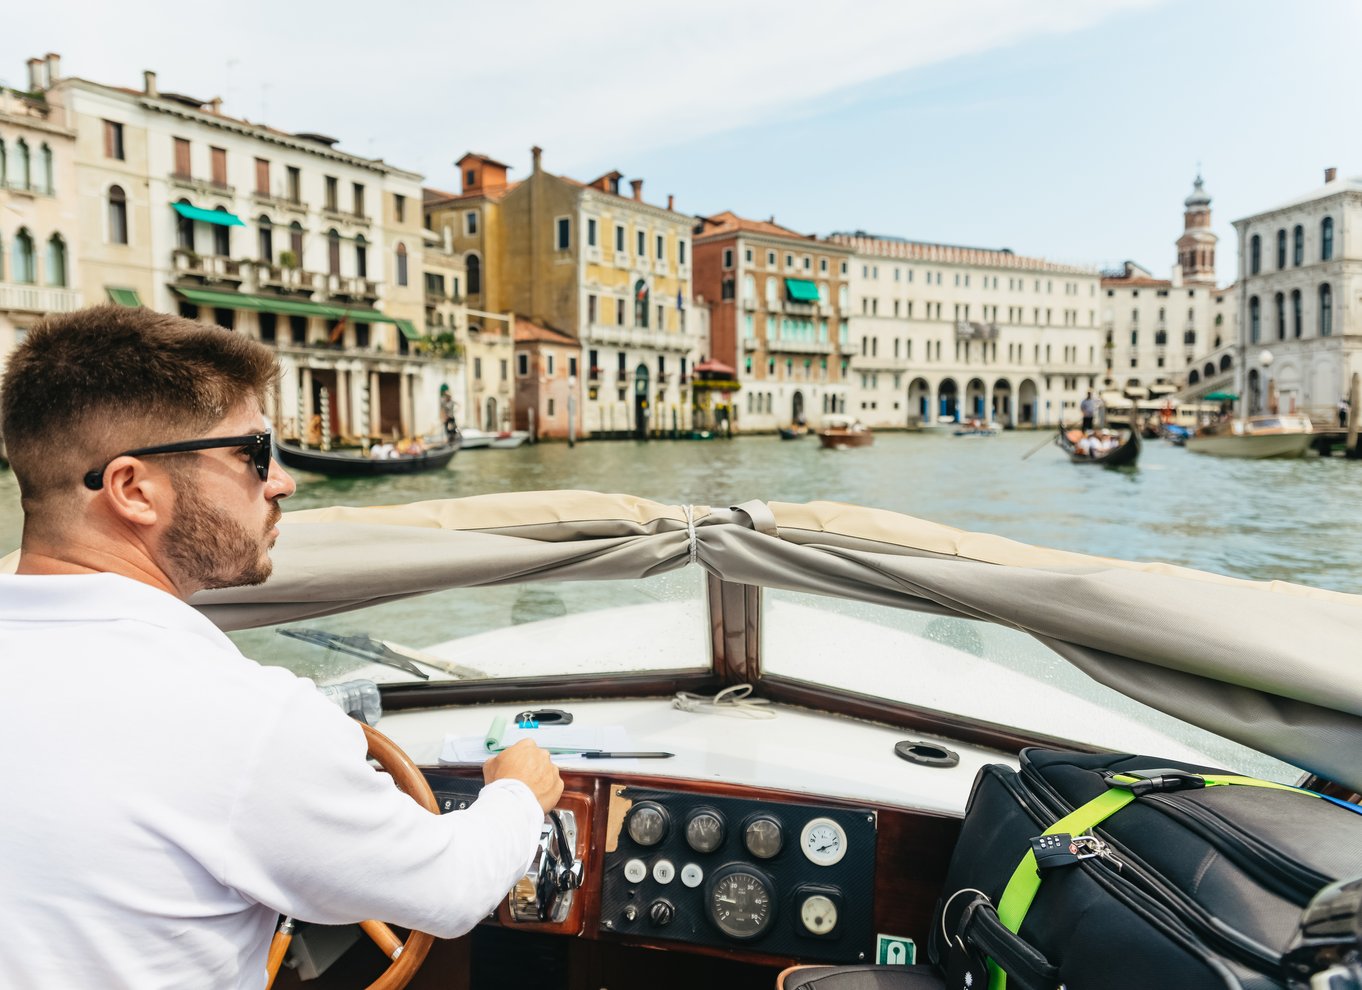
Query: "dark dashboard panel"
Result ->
[[599, 785, 877, 964]]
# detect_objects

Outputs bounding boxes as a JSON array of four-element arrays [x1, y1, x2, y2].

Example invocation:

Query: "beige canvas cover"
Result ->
[[7, 490, 1362, 790]]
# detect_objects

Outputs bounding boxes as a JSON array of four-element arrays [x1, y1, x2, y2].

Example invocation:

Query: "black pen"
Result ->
[[576, 750, 674, 759]]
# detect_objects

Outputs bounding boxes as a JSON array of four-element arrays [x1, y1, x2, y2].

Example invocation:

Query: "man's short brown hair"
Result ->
[[1, 305, 278, 502]]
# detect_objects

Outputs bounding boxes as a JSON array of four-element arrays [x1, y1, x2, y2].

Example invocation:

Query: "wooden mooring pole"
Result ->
[[1344, 372, 1361, 458]]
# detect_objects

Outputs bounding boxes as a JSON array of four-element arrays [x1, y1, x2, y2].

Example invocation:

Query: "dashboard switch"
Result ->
[[649, 899, 675, 927], [623, 858, 647, 883]]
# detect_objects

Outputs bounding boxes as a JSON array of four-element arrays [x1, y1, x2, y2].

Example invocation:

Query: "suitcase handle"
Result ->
[[946, 892, 1061, 990]]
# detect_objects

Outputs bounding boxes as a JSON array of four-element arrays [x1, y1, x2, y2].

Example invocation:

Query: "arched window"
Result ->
[[742, 274, 755, 301], [1248, 295, 1260, 343], [1319, 283, 1333, 336], [1321, 217, 1334, 261], [45, 234, 67, 287], [634, 279, 649, 328], [257, 215, 273, 262], [764, 277, 777, 306], [14, 138, 30, 190], [39, 143, 53, 194], [327, 229, 341, 275], [1291, 289, 1302, 338], [1276, 229, 1286, 269], [1188, 369, 1200, 385], [395, 242, 408, 286], [355, 234, 368, 278], [1293, 225, 1304, 266], [288, 221, 303, 264], [175, 198, 195, 250], [818, 281, 829, 304], [1249, 234, 1261, 274], [212, 207, 231, 257], [466, 254, 481, 294], [1219, 354, 1232, 373], [1274, 292, 1285, 340], [108, 186, 128, 244], [12, 228, 36, 283]]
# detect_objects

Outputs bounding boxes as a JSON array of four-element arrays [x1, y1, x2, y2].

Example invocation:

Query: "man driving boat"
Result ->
[[0, 306, 563, 989]]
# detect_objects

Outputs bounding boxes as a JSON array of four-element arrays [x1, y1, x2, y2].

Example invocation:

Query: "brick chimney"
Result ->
[[45, 53, 60, 83], [26, 57, 44, 91], [531, 145, 542, 173], [143, 70, 158, 97], [1325, 167, 1338, 183], [208, 96, 222, 114], [667, 194, 675, 211], [630, 179, 643, 201]]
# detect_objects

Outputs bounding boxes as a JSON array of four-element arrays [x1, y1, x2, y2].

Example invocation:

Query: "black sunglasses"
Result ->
[[83, 433, 273, 491]]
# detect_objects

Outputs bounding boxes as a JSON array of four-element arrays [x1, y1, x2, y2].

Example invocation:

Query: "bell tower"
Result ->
[[1176, 173, 1217, 284]]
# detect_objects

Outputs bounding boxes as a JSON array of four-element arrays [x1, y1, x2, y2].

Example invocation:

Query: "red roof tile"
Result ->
[[514, 318, 578, 345]]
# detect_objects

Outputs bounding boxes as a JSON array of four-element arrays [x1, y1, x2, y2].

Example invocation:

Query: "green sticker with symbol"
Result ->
[[875, 933, 916, 965]]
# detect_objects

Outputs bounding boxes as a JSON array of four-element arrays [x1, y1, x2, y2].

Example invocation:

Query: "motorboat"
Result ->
[[952, 420, 1001, 437], [778, 425, 809, 440], [1055, 426, 1141, 467], [1186, 415, 1315, 459], [489, 430, 531, 449], [817, 416, 874, 449], [273, 439, 458, 477], [148, 489, 1362, 990], [915, 417, 959, 433], [454, 429, 494, 450]]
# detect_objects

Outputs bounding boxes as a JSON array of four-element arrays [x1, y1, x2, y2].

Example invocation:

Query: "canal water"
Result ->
[[3, 430, 1359, 592]]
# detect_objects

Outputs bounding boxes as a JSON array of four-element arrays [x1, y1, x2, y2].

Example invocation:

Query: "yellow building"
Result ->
[[428, 147, 701, 438]]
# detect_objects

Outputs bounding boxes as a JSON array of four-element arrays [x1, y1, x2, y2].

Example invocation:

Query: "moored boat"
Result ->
[[489, 430, 531, 449], [454, 429, 495, 450], [778, 425, 808, 440], [1055, 425, 1141, 466], [1186, 415, 1315, 459], [274, 439, 457, 477]]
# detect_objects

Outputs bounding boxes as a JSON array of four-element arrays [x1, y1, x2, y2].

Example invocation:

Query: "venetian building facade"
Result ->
[[1101, 176, 1236, 404], [692, 213, 853, 432], [513, 318, 583, 440], [0, 55, 81, 369], [836, 233, 1103, 428], [33, 56, 455, 443], [1232, 168, 1362, 420]]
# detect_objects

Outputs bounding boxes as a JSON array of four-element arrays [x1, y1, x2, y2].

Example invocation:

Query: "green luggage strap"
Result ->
[[987, 770, 1315, 990]]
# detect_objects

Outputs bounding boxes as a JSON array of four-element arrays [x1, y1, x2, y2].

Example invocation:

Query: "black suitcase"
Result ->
[[930, 750, 1362, 990]]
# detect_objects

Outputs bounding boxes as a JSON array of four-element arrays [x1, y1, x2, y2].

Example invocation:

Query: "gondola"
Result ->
[[273, 439, 458, 477], [1055, 425, 1141, 466], [778, 425, 808, 440]]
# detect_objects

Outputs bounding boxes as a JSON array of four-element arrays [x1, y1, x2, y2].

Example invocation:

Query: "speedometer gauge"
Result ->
[[705, 865, 775, 940]]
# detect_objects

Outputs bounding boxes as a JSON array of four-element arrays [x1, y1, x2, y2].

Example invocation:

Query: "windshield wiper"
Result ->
[[278, 628, 489, 681]]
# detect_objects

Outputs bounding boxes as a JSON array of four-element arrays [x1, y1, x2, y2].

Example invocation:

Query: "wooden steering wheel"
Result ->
[[265, 722, 438, 990]]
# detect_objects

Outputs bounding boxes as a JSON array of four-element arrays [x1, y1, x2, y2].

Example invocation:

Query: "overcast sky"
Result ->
[[5, 0, 1361, 277]]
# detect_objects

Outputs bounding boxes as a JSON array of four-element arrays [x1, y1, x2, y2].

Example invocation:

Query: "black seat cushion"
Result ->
[[777, 964, 946, 990]]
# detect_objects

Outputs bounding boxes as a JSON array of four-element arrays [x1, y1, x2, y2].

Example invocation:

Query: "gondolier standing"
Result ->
[[1081, 391, 1098, 432]]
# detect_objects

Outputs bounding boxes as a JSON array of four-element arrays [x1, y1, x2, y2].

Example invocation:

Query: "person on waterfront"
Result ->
[[1339, 397, 1350, 428], [440, 383, 458, 442], [0, 306, 562, 989], [1080, 392, 1097, 431]]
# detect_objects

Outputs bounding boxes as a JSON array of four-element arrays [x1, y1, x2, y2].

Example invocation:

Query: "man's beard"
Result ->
[[163, 476, 280, 591]]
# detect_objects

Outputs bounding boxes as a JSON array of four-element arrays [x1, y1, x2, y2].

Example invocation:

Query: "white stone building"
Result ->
[[1101, 176, 1237, 403], [1231, 168, 1362, 421], [0, 56, 82, 368], [31, 55, 459, 443], [835, 234, 1104, 428]]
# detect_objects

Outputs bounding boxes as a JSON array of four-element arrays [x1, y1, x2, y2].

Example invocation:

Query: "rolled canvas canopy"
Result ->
[[166, 491, 1362, 793]]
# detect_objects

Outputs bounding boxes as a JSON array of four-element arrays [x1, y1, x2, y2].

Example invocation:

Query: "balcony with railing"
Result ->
[[742, 336, 760, 351], [324, 273, 380, 303], [172, 248, 244, 286], [170, 173, 235, 198], [765, 336, 831, 355], [781, 299, 816, 317], [251, 262, 319, 296], [955, 320, 1000, 340], [0, 281, 80, 314], [320, 204, 370, 227], [581, 322, 696, 353]]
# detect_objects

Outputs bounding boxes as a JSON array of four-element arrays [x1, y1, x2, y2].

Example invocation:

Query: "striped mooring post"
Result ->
[[319, 387, 331, 452]]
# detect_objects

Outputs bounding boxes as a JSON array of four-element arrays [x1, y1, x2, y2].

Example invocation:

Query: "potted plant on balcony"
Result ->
[[279, 250, 298, 270]]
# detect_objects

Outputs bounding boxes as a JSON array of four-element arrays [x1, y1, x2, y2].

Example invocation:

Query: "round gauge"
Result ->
[[799, 893, 839, 935], [800, 816, 848, 866], [685, 811, 725, 854], [626, 802, 670, 847], [706, 866, 776, 940], [743, 816, 784, 859]]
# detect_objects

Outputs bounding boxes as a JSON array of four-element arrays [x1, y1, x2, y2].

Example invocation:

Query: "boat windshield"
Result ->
[[231, 565, 1300, 783]]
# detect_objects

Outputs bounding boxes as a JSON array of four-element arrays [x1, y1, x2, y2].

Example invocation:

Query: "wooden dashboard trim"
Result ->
[[424, 766, 964, 966]]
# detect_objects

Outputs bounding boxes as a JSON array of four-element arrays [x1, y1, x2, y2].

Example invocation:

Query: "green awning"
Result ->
[[173, 288, 413, 329], [785, 277, 820, 303], [172, 202, 245, 227], [106, 287, 143, 307]]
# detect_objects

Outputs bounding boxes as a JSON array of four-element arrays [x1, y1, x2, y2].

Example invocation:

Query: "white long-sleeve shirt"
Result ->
[[0, 572, 544, 990]]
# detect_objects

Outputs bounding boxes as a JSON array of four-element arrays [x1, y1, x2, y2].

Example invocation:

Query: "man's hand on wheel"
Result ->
[[484, 739, 564, 813]]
